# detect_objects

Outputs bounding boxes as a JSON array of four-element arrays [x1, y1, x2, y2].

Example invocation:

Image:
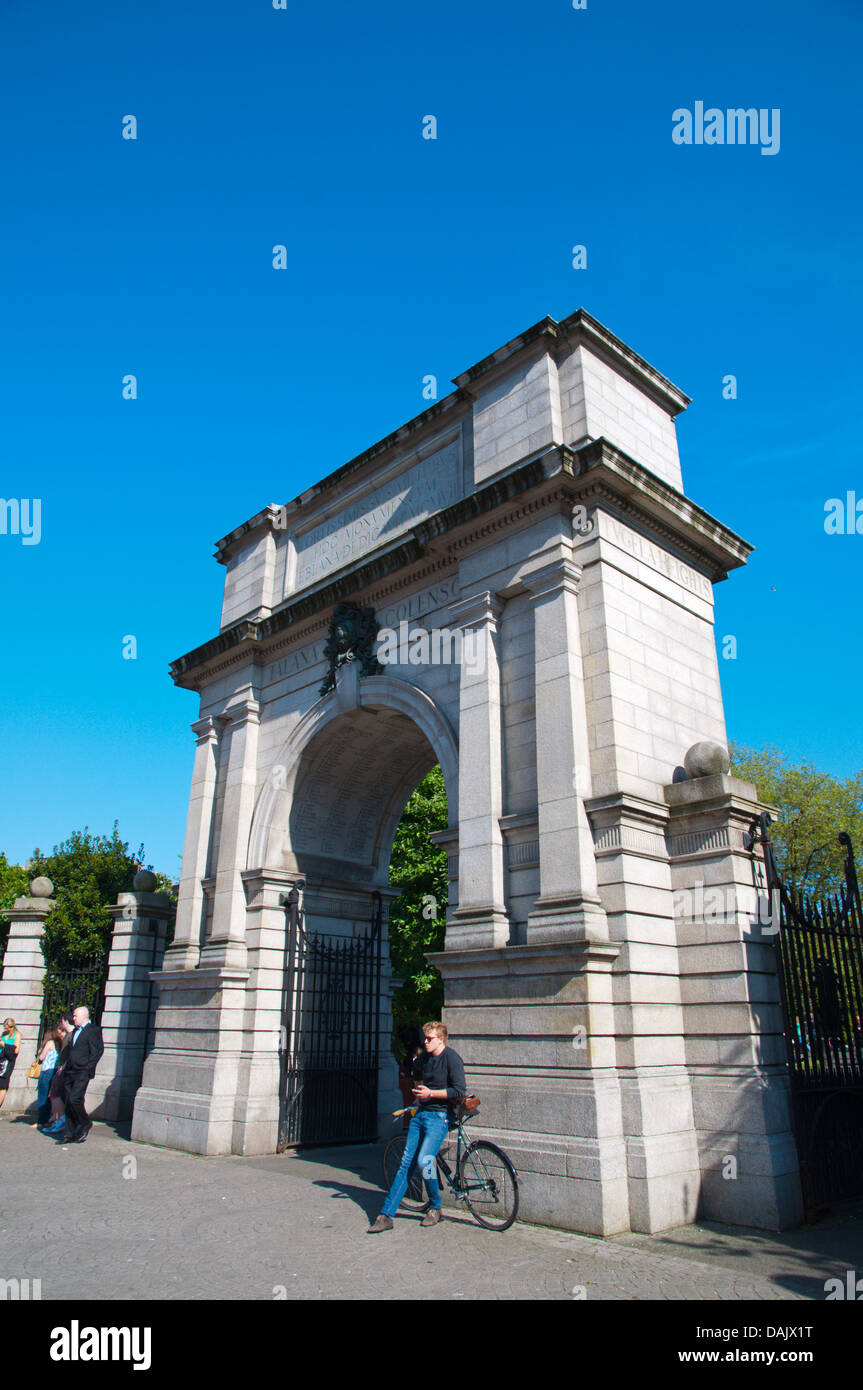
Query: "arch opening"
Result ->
[[261, 690, 456, 1149]]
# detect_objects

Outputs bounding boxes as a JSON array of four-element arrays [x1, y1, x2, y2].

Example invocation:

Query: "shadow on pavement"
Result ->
[[312, 1177, 407, 1222], [245, 1141, 381, 1176], [611, 1199, 863, 1292]]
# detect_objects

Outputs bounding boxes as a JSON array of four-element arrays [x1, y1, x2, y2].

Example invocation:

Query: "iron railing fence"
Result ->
[[748, 813, 863, 1210]]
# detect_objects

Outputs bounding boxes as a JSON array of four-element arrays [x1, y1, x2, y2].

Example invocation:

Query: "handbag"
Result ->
[[26, 1060, 42, 1081], [452, 1093, 480, 1118]]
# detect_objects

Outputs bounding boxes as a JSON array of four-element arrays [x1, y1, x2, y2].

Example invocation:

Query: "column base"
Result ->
[[161, 944, 200, 972], [445, 906, 511, 950], [198, 941, 249, 971], [527, 894, 610, 944]]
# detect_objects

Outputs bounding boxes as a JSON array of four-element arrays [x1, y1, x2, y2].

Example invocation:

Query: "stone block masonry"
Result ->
[[133, 307, 799, 1235]]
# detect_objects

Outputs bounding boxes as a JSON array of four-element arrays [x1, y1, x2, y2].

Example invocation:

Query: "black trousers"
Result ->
[[62, 1070, 92, 1133]]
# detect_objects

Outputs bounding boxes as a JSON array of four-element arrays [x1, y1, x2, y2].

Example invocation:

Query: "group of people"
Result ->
[[0, 1006, 104, 1143], [5, 1008, 461, 1204]]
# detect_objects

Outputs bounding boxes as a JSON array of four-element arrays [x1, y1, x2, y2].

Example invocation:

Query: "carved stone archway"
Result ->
[[132, 307, 802, 1236]]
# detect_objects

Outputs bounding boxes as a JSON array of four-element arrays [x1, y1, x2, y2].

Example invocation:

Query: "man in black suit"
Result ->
[[59, 1006, 104, 1143]]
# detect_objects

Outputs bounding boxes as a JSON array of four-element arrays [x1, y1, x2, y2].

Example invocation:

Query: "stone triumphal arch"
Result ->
[[132, 308, 802, 1234]]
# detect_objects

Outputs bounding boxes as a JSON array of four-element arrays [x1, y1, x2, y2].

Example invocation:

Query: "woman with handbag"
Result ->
[[33, 1025, 64, 1129], [0, 1017, 21, 1108], [41, 1019, 71, 1135]]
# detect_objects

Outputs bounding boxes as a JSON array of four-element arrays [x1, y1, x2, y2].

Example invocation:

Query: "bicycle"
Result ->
[[381, 1101, 519, 1231]]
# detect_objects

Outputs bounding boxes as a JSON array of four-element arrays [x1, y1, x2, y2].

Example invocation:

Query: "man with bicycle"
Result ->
[[368, 1021, 466, 1232]]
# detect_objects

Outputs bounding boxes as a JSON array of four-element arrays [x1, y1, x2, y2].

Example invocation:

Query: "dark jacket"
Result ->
[[63, 1023, 104, 1078]]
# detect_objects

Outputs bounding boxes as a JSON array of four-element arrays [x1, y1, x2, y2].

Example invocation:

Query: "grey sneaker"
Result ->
[[367, 1214, 394, 1234], [421, 1208, 442, 1227]]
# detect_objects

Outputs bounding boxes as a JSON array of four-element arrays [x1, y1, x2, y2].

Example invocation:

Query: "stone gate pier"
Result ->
[[131, 307, 802, 1233]]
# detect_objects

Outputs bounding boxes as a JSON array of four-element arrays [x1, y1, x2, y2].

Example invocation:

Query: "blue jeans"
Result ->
[[36, 1068, 55, 1125], [382, 1109, 450, 1217]]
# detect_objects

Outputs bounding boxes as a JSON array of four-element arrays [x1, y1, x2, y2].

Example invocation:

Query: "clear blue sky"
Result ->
[[1, 0, 860, 877]]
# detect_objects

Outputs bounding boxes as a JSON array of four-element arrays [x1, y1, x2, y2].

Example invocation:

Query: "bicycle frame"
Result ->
[[434, 1128, 460, 1191], [393, 1110, 516, 1202], [386, 1111, 520, 1230], [436, 1118, 491, 1197]]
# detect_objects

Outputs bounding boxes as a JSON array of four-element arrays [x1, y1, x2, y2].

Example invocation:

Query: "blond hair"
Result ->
[[423, 1021, 447, 1042]]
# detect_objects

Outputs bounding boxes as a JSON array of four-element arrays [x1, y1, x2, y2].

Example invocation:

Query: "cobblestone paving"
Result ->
[[0, 1117, 838, 1301]]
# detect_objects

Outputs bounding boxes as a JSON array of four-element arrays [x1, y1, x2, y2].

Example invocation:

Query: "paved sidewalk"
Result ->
[[0, 1115, 854, 1300]]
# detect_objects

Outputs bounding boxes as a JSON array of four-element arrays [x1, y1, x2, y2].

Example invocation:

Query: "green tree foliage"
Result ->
[[0, 852, 29, 915], [27, 825, 146, 964], [730, 743, 863, 899], [0, 852, 29, 965], [388, 766, 449, 1035], [152, 870, 179, 906]]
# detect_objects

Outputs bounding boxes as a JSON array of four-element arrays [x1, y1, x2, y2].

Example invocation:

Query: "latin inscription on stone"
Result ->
[[263, 579, 460, 687], [603, 517, 712, 599], [294, 441, 461, 590], [266, 643, 324, 685], [377, 576, 460, 630]]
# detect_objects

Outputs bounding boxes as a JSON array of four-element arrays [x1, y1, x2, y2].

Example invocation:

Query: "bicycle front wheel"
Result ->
[[459, 1140, 519, 1231], [382, 1133, 427, 1211]]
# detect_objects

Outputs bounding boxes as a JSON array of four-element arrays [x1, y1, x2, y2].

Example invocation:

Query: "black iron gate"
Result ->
[[277, 881, 383, 1150], [38, 954, 108, 1044], [749, 812, 863, 1212]]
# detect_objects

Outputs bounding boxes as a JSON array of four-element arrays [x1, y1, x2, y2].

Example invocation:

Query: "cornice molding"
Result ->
[[566, 439, 751, 577], [172, 439, 750, 691], [453, 309, 690, 419]]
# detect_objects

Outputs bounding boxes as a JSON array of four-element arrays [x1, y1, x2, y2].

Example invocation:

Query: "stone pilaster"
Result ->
[[86, 877, 173, 1121], [428, 826, 459, 917], [523, 556, 609, 944], [165, 715, 223, 973], [0, 878, 55, 1116], [446, 592, 511, 949], [587, 792, 703, 1232], [200, 694, 261, 971], [665, 762, 803, 1229], [230, 867, 295, 1155]]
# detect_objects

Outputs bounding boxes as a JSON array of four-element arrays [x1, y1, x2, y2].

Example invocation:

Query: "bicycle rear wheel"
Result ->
[[382, 1132, 427, 1211], [459, 1140, 519, 1231]]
